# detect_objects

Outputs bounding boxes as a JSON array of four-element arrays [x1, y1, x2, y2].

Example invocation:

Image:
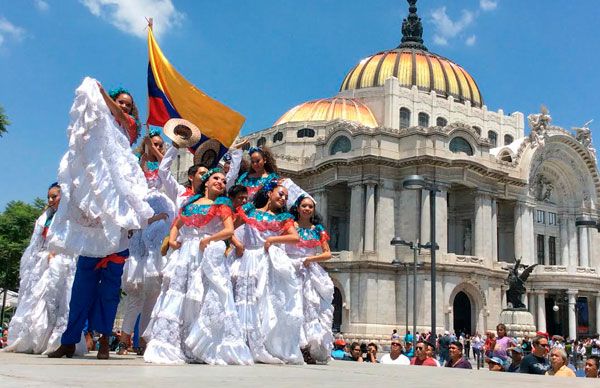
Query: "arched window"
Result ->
[[487, 130, 497, 147], [436, 117, 448, 127], [499, 152, 512, 162], [257, 137, 266, 147], [418, 112, 429, 127], [272, 131, 283, 143], [472, 126, 481, 136], [400, 107, 411, 129], [449, 137, 474, 156], [297, 128, 315, 138], [504, 134, 514, 145], [329, 136, 351, 155]]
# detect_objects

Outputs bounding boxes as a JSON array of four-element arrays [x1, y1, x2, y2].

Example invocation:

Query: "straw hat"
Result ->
[[193, 139, 222, 168], [163, 118, 202, 148]]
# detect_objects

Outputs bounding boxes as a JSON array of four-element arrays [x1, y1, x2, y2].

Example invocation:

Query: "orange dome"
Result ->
[[274, 97, 378, 128], [340, 48, 483, 108]]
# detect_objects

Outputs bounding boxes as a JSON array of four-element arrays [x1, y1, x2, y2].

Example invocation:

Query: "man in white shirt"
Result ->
[[380, 340, 410, 365]]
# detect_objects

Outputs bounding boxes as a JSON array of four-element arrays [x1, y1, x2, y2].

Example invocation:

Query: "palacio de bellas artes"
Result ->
[[173, 0, 600, 344]]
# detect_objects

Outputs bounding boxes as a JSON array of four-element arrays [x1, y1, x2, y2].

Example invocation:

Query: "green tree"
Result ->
[[0, 200, 45, 291], [0, 105, 9, 137]]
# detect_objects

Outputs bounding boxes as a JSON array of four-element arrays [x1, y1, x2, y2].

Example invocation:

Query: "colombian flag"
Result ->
[[147, 26, 245, 149]]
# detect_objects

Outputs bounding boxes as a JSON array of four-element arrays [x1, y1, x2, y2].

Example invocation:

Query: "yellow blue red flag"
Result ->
[[147, 26, 244, 151]]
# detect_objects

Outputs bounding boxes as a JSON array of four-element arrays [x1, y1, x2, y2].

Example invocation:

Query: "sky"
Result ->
[[0, 0, 599, 208]]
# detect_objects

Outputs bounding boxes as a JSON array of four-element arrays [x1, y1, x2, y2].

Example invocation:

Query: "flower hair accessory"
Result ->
[[222, 153, 232, 163], [248, 146, 263, 156], [108, 86, 131, 99], [201, 167, 223, 182], [148, 127, 162, 137], [261, 178, 279, 194]]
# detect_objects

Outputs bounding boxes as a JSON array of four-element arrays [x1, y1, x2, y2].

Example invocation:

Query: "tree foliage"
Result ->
[[0, 105, 9, 137], [0, 200, 45, 291]]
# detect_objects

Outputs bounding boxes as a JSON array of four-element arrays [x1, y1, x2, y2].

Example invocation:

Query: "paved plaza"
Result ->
[[0, 352, 597, 387]]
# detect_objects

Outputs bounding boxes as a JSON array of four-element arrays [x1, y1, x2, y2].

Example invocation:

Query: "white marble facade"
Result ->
[[172, 27, 600, 345]]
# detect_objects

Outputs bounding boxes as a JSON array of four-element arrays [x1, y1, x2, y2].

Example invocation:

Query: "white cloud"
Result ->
[[430, 7, 475, 46], [34, 0, 50, 12], [0, 17, 26, 47], [465, 34, 477, 46], [479, 0, 498, 11], [80, 0, 184, 38]]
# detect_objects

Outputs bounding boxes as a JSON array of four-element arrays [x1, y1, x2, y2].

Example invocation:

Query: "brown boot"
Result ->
[[47, 344, 76, 358], [85, 332, 94, 351], [97, 335, 110, 360]]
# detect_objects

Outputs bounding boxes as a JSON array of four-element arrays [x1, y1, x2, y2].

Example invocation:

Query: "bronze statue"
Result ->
[[504, 258, 538, 309]]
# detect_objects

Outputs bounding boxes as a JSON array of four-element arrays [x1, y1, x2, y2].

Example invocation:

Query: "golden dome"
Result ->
[[340, 0, 483, 107], [340, 48, 483, 108], [274, 97, 378, 128]]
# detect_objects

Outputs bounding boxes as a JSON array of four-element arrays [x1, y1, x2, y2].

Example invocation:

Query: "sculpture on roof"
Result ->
[[528, 105, 551, 148], [573, 120, 597, 161]]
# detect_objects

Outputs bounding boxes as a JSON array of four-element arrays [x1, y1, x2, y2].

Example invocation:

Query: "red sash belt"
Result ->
[[94, 253, 127, 270]]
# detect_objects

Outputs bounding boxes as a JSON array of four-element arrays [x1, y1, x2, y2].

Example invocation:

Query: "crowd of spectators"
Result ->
[[331, 324, 600, 379]]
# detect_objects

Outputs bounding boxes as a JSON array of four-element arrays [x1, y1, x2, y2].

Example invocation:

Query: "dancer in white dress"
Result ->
[[230, 180, 304, 364], [287, 194, 334, 364], [4, 184, 84, 355], [47, 78, 153, 359], [144, 169, 252, 365], [118, 130, 175, 355]]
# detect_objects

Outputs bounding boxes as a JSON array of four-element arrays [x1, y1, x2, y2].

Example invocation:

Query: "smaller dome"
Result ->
[[274, 97, 378, 128]]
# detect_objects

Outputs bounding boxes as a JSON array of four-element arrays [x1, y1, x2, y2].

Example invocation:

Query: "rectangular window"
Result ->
[[548, 212, 557, 225], [536, 210, 545, 224], [548, 236, 556, 265], [537, 234, 545, 265]]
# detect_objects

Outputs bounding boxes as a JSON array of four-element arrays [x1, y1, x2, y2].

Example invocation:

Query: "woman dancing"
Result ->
[[287, 195, 334, 364], [118, 129, 175, 355], [4, 184, 84, 354], [48, 78, 153, 359], [144, 169, 251, 365], [231, 180, 304, 364], [235, 146, 279, 201]]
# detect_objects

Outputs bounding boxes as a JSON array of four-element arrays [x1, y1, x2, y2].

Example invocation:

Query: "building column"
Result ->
[[376, 181, 397, 260], [364, 182, 376, 252], [513, 201, 535, 264], [349, 183, 365, 253], [578, 226, 589, 267], [491, 198, 498, 261], [312, 189, 328, 228], [420, 189, 430, 244], [596, 292, 600, 337], [500, 285, 507, 310], [567, 216, 578, 267], [473, 194, 484, 257], [567, 290, 578, 340], [514, 203, 523, 260], [536, 292, 547, 333], [559, 215, 569, 266], [435, 188, 448, 254], [474, 193, 492, 260]]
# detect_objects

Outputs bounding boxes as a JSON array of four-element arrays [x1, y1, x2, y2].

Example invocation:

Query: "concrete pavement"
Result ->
[[0, 351, 597, 387]]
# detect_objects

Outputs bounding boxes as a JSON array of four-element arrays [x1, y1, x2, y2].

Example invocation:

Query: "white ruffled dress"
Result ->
[[144, 196, 252, 365], [5, 209, 84, 355], [230, 204, 304, 364], [285, 224, 334, 363], [123, 161, 176, 289], [47, 76, 153, 258]]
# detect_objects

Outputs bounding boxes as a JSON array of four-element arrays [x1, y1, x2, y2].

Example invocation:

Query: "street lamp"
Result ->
[[391, 237, 428, 349], [402, 175, 439, 336]]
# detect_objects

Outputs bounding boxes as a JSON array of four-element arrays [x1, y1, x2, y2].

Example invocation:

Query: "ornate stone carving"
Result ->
[[573, 120, 597, 161], [530, 174, 553, 202], [527, 105, 551, 147]]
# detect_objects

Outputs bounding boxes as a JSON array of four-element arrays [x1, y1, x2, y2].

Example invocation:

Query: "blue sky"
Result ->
[[0, 0, 599, 208]]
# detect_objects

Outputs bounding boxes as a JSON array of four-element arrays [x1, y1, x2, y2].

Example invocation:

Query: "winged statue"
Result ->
[[504, 258, 538, 309]]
